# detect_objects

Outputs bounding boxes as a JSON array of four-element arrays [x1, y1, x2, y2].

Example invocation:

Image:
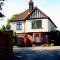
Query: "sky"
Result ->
[[0, 0, 60, 30]]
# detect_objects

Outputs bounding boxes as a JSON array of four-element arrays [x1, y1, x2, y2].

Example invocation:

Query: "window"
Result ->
[[34, 35, 39, 43], [32, 20, 42, 29], [17, 21, 22, 30]]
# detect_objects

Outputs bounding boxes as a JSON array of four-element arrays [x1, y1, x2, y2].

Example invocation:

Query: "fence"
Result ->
[[0, 31, 13, 60]]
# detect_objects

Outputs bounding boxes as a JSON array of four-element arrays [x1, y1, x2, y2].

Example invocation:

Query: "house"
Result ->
[[10, 0, 57, 46]]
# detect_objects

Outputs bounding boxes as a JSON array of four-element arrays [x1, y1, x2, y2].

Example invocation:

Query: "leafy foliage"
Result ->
[[13, 32, 16, 37], [0, 0, 5, 17], [0, 25, 6, 30], [0, 12, 4, 17], [7, 14, 19, 24], [13, 32, 17, 45], [7, 14, 19, 45], [0, 0, 5, 10]]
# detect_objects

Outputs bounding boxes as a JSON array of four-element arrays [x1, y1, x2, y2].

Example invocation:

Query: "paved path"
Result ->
[[13, 46, 60, 60]]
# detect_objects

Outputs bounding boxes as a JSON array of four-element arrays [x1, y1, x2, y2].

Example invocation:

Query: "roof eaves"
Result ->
[[48, 17, 57, 28]]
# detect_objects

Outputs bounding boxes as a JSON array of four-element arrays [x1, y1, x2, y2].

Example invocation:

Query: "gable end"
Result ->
[[26, 7, 48, 20], [48, 17, 57, 28]]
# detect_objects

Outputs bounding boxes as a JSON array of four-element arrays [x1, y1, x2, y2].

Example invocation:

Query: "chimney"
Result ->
[[29, 0, 34, 12]]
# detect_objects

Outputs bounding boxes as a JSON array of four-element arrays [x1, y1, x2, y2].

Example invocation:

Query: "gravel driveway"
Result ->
[[13, 46, 60, 60]]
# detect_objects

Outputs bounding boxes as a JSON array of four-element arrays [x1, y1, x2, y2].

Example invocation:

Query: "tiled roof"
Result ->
[[10, 7, 57, 28], [11, 9, 30, 21], [11, 7, 48, 21]]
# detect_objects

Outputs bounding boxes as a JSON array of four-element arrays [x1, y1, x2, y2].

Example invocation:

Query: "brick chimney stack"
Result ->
[[29, 0, 34, 12]]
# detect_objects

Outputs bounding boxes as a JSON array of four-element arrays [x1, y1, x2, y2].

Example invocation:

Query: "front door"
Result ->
[[42, 34, 48, 44]]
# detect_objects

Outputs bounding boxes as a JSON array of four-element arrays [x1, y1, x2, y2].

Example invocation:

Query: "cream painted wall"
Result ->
[[25, 19, 48, 32], [10, 19, 56, 33], [10, 22, 16, 32], [10, 21, 25, 33]]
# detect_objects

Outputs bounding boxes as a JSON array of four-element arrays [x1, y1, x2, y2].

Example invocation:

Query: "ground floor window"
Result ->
[[34, 35, 40, 43]]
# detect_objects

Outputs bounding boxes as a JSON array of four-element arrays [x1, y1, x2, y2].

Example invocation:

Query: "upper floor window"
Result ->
[[17, 21, 22, 30], [32, 20, 42, 29]]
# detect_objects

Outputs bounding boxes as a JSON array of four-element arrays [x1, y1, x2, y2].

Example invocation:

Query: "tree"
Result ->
[[13, 32, 17, 45], [7, 14, 19, 24], [7, 14, 19, 45], [0, 12, 4, 17], [0, 0, 5, 18], [0, 0, 5, 10], [0, 0, 6, 17], [0, 25, 6, 30]]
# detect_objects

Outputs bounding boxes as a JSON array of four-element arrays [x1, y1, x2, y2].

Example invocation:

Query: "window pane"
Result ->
[[17, 21, 22, 30], [17, 21, 22, 25], [32, 20, 42, 29], [34, 36, 39, 42], [32, 21, 35, 29], [36, 20, 42, 28]]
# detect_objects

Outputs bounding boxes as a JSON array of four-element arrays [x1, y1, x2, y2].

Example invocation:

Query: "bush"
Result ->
[[13, 32, 18, 46], [41, 44, 51, 47]]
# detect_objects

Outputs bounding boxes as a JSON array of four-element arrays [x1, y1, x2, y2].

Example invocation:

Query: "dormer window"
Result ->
[[17, 21, 22, 30]]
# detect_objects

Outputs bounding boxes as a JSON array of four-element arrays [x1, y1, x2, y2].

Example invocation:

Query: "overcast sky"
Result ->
[[0, 0, 60, 30]]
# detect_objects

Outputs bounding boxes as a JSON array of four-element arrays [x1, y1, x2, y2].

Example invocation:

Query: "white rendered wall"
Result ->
[[25, 19, 48, 32], [10, 19, 56, 33], [10, 21, 25, 33], [10, 22, 17, 32]]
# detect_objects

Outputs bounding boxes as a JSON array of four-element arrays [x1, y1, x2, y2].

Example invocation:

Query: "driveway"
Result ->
[[13, 46, 60, 60]]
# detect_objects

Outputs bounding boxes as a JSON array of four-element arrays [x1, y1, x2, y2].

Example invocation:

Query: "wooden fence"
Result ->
[[0, 31, 13, 60]]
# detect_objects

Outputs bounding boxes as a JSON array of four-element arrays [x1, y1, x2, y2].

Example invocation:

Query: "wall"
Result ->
[[0, 31, 13, 60], [48, 20, 56, 32], [10, 19, 56, 33], [10, 22, 17, 32], [10, 21, 25, 33], [25, 19, 48, 32]]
